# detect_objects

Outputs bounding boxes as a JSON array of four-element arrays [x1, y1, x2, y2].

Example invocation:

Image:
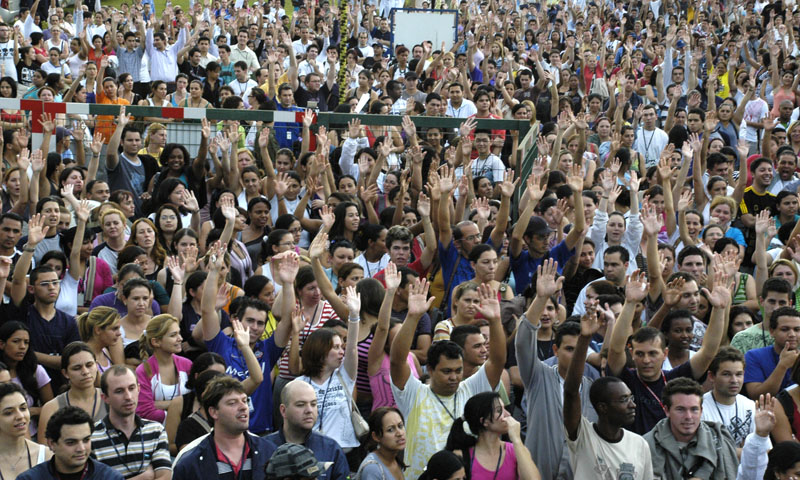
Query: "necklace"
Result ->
[[470, 444, 503, 480], [710, 391, 738, 434], [0, 442, 32, 480], [642, 127, 657, 164]]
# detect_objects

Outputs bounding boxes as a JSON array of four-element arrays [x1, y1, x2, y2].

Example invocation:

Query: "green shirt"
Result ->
[[731, 323, 774, 353]]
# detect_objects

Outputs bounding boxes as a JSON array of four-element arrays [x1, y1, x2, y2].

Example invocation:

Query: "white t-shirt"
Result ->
[[299, 367, 359, 448], [701, 392, 761, 448], [0, 41, 17, 81], [742, 98, 769, 143], [567, 416, 654, 479], [56, 273, 80, 317], [632, 127, 669, 169], [355, 253, 390, 278], [391, 365, 494, 480]]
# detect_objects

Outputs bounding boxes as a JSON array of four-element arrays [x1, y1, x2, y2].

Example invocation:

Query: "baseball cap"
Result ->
[[526, 216, 554, 237], [264, 444, 332, 478], [55, 126, 73, 142]]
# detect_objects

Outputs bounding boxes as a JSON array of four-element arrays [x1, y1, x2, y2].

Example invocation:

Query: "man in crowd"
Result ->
[[92, 366, 172, 480], [702, 347, 760, 448], [645, 378, 740, 478], [19, 407, 123, 480]]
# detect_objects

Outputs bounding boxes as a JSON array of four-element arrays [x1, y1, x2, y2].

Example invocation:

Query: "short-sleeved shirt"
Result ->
[[206, 330, 284, 433], [744, 345, 793, 393], [438, 239, 480, 317], [701, 392, 758, 447], [95, 92, 130, 144], [511, 240, 576, 295], [107, 153, 146, 217], [299, 367, 359, 448], [91, 416, 172, 478], [609, 361, 694, 435], [567, 416, 654, 479], [391, 365, 494, 480], [739, 186, 777, 217]]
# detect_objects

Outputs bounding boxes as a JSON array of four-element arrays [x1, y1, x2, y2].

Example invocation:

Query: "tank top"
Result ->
[[469, 443, 518, 480], [733, 273, 750, 305], [54, 389, 108, 422], [369, 353, 419, 411]]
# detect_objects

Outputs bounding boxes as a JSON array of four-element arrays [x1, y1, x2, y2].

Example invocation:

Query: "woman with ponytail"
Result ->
[[444, 392, 540, 480], [77, 306, 124, 377], [417, 451, 465, 480], [355, 407, 406, 480], [135, 314, 192, 422]]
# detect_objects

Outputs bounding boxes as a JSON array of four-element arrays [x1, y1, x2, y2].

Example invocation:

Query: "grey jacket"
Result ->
[[644, 419, 739, 480], [516, 317, 596, 480]]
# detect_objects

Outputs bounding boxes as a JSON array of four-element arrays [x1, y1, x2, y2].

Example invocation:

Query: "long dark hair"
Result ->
[[0, 322, 42, 405], [444, 392, 503, 479], [766, 441, 800, 479], [330, 201, 359, 239]]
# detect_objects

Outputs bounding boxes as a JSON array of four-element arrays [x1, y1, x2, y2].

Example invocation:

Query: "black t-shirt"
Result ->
[[16, 60, 41, 86], [180, 302, 231, 351], [608, 361, 694, 435]]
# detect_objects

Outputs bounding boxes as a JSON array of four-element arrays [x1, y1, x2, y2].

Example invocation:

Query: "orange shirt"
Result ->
[[95, 90, 129, 144]]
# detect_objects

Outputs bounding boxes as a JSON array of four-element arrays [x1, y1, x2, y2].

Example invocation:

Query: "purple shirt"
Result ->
[[88, 291, 161, 316]]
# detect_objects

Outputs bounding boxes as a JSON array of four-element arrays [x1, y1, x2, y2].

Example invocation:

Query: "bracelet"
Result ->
[[23, 245, 35, 252], [174, 282, 183, 286], [348, 316, 360, 323]]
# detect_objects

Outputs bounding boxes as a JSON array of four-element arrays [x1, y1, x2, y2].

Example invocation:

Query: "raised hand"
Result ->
[[640, 202, 663, 236], [61, 183, 75, 199], [625, 270, 649, 303], [276, 251, 300, 285], [274, 172, 289, 198], [166, 255, 186, 285], [401, 115, 416, 138], [471, 197, 491, 221], [75, 200, 91, 223], [535, 258, 563, 298], [16, 148, 30, 172], [755, 394, 777, 437], [220, 196, 237, 221], [200, 118, 211, 139], [475, 283, 501, 320], [347, 118, 362, 138], [662, 276, 685, 306], [526, 173, 546, 203], [117, 106, 131, 127], [39, 112, 55, 132], [459, 117, 477, 137], [566, 163, 584, 192], [343, 285, 361, 318], [0, 256, 12, 279], [580, 301, 601, 337], [26, 213, 49, 245], [407, 278, 436, 316], [384, 261, 401, 291], [182, 189, 200, 212], [439, 164, 456, 193], [309, 232, 327, 259], [754, 208, 771, 235], [677, 189, 694, 211]]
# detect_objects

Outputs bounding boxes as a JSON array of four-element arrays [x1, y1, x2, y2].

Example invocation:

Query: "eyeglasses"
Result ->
[[610, 395, 635, 405], [38, 280, 61, 287]]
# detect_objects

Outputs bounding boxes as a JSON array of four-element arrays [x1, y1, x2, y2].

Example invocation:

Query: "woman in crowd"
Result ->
[[242, 197, 272, 266], [433, 282, 481, 342], [155, 204, 183, 256], [36, 342, 107, 443], [94, 208, 128, 277], [118, 278, 155, 364], [77, 306, 123, 376], [0, 383, 51, 480], [125, 218, 167, 280], [135, 314, 193, 423], [295, 285, 361, 464], [0, 322, 52, 435], [356, 407, 407, 480], [445, 392, 540, 480]]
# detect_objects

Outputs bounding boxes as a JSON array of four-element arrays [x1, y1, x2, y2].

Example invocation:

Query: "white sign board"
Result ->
[[391, 9, 458, 52]]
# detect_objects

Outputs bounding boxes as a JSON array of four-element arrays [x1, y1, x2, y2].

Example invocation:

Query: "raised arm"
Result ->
[[437, 165, 457, 247], [231, 319, 264, 395], [11, 214, 49, 307], [474, 283, 506, 388], [368, 262, 399, 376], [606, 270, 648, 376], [389, 278, 435, 390], [68, 200, 90, 282], [510, 171, 545, 258], [341, 285, 361, 380], [198, 242, 226, 342], [564, 298, 601, 440], [309, 233, 349, 320], [690, 266, 730, 378], [106, 106, 131, 170]]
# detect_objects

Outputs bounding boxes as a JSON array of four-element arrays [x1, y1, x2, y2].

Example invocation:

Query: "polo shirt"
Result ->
[[744, 345, 793, 393], [91, 416, 171, 479]]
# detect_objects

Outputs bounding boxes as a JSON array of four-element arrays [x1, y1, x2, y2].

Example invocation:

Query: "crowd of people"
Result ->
[[7, 0, 800, 477]]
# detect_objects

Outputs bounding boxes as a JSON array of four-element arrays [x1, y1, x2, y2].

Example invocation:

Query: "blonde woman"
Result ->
[[135, 314, 192, 423], [139, 123, 167, 163], [76, 306, 124, 378]]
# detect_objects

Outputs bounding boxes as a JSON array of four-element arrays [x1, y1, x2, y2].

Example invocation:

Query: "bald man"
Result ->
[[264, 380, 351, 478]]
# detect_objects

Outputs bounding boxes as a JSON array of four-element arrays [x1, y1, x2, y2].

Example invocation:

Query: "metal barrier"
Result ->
[[1, 99, 539, 217]]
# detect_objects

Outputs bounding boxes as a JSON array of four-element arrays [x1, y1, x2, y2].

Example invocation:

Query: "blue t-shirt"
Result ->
[[744, 345, 793, 393], [206, 331, 284, 433], [725, 226, 747, 247], [438, 238, 497, 317], [510, 240, 576, 295]]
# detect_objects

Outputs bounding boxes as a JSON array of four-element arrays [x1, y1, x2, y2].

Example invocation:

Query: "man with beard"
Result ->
[[731, 277, 794, 353], [606, 268, 730, 434], [265, 380, 349, 480], [645, 378, 740, 479], [701, 347, 760, 448], [744, 307, 800, 399], [0, 213, 24, 262], [91, 366, 172, 480], [7, 213, 79, 392], [174, 376, 276, 480], [564, 298, 653, 479]]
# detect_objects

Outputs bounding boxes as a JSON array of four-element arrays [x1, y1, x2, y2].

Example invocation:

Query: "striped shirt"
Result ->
[[91, 416, 172, 479], [278, 301, 339, 379]]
